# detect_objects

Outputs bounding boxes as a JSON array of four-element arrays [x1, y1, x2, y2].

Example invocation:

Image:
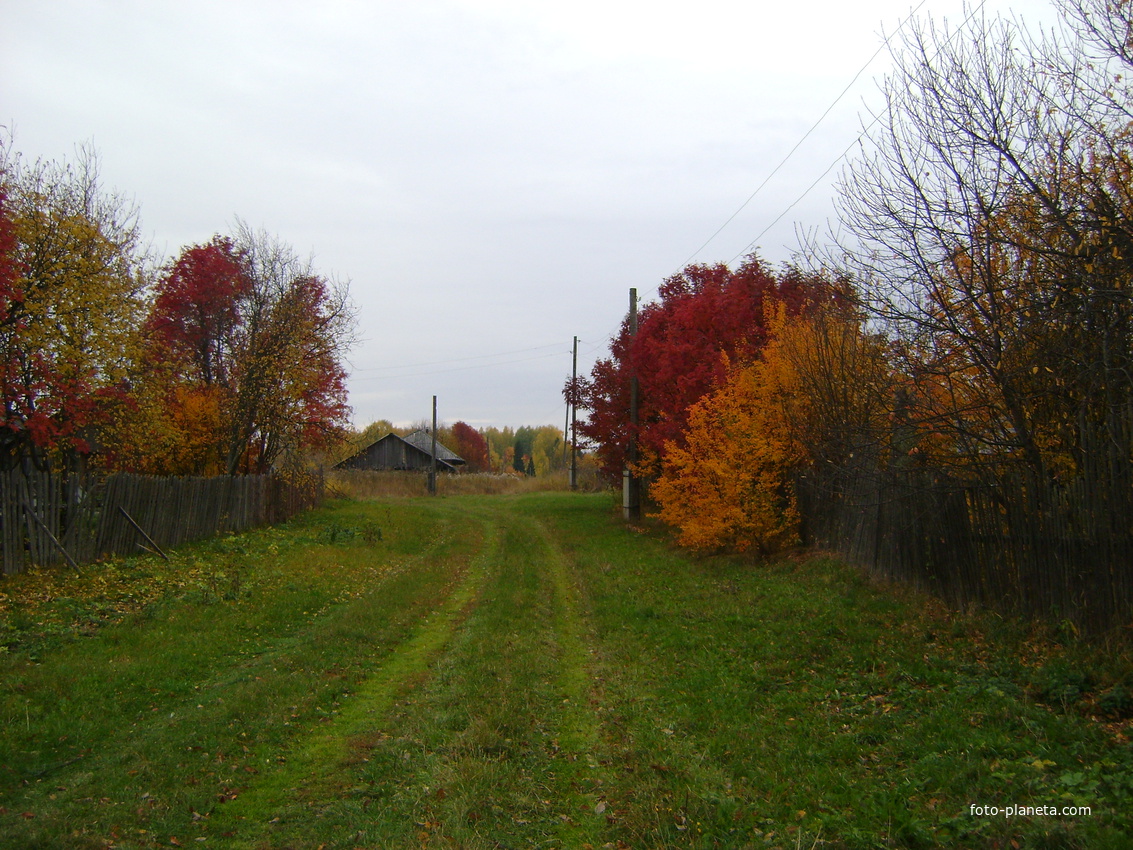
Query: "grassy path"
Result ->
[[1, 492, 1131, 848]]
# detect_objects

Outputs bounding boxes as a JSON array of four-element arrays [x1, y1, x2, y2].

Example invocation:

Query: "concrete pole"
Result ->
[[429, 395, 438, 495], [623, 289, 641, 521], [570, 335, 578, 490]]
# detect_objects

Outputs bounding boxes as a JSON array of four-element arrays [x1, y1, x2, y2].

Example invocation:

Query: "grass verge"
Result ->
[[0, 491, 1130, 848]]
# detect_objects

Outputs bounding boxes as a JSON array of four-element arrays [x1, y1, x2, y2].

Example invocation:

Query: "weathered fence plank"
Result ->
[[800, 461, 1133, 634], [0, 470, 322, 575]]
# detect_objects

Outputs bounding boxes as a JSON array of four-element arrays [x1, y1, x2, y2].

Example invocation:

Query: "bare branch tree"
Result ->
[[831, 3, 1133, 483]]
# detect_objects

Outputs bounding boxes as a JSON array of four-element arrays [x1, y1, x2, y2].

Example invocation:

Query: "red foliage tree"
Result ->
[[451, 420, 490, 472], [0, 149, 146, 473], [571, 256, 833, 480], [147, 236, 250, 387], [139, 232, 353, 475], [0, 185, 18, 319]]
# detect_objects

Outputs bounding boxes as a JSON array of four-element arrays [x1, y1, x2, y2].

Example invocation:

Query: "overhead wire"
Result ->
[[356, 7, 933, 386], [676, 0, 931, 273], [349, 336, 608, 383], [727, 0, 993, 265], [353, 2, 984, 410], [350, 348, 571, 382], [664, 0, 1014, 323], [599, 0, 995, 366], [350, 341, 570, 374]]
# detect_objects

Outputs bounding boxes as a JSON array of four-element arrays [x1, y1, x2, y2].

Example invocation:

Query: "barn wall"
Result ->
[[339, 436, 432, 471], [337, 434, 462, 472]]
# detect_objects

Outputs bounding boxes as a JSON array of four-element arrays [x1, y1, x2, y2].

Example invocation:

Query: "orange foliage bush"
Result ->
[[652, 305, 892, 555], [651, 353, 803, 555]]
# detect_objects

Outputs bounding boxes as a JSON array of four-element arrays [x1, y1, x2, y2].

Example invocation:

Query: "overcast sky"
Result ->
[[2, 0, 1057, 431]]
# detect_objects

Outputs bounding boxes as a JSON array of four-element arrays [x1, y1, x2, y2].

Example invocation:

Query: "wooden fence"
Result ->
[[0, 469, 323, 575], [798, 463, 1133, 634]]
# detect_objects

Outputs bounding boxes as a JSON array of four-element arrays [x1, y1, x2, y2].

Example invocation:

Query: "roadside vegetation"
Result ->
[[570, 0, 1133, 634], [2, 492, 1130, 848], [328, 467, 603, 500]]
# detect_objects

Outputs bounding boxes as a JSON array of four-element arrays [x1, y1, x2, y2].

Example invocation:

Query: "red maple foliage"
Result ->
[[0, 185, 18, 321], [143, 238, 352, 474], [148, 237, 250, 387], [451, 421, 490, 472], [571, 256, 837, 480]]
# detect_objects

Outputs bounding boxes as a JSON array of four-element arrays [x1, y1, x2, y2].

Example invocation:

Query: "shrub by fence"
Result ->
[[0, 469, 322, 575], [798, 462, 1133, 635]]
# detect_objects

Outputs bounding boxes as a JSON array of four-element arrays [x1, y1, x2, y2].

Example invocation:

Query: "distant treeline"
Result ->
[[337, 420, 575, 477]]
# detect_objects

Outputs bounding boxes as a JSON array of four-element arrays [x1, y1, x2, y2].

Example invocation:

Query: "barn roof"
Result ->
[[402, 429, 465, 463], [333, 430, 465, 471]]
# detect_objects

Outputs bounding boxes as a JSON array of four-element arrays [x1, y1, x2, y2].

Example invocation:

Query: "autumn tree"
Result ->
[[230, 268, 352, 473], [108, 237, 251, 474], [512, 426, 535, 475], [530, 425, 564, 476], [132, 223, 354, 475], [0, 184, 16, 312], [764, 303, 894, 472], [102, 360, 228, 476], [831, 4, 1133, 484], [651, 356, 802, 555], [651, 304, 891, 554], [481, 426, 515, 473], [148, 236, 249, 388], [574, 257, 832, 481], [451, 421, 490, 471], [0, 142, 147, 472], [0, 180, 18, 347]]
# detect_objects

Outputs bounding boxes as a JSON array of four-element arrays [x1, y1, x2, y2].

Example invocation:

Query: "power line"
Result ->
[[350, 349, 570, 382], [679, 0, 932, 271], [728, 129, 870, 265], [350, 341, 570, 373], [729, 0, 992, 264], [628, 0, 993, 323]]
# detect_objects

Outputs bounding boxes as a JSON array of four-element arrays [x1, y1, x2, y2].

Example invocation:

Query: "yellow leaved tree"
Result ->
[[651, 355, 801, 554], [652, 304, 893, 555]]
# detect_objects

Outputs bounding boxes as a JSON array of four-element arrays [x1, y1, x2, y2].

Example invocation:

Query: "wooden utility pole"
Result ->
[[429, 395, 438, 495], [570, 335, 578, 490], [623, 289, 641, 520], [563, 396, 570, 469]]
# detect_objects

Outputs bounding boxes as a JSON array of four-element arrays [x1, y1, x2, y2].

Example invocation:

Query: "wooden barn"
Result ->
[[334, 430, 466, 473]]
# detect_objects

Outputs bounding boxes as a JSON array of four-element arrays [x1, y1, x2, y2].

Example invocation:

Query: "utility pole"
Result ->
[[623, 289, 641, 521], [570, 335, 578, 490], [563, 397, 570, 470], [429, 395, 438, 496]]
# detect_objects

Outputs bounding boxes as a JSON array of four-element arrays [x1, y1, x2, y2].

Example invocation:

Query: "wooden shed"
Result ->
[[334, 430, 466, 473]]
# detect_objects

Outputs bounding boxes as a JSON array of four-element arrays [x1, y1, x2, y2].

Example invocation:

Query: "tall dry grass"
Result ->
[[327, 467, 605, 500]]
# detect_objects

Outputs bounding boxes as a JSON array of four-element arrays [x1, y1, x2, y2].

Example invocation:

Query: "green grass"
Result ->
[[1, 492, 1130, 848]]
